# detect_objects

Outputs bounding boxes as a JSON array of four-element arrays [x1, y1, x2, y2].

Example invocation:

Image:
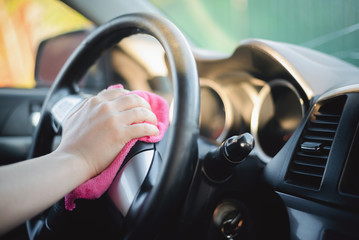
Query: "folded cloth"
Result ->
[[65, 84, 169, 210]]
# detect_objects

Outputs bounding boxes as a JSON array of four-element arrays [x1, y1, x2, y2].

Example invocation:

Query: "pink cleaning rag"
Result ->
[[65, 84, 169, 210]]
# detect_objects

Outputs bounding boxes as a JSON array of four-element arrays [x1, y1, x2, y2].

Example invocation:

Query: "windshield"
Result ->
[[0, 0, 91, 88], [150, 0, 359, 67]]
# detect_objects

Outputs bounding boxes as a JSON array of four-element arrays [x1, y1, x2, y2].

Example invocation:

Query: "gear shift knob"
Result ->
[[203, 133, 254, 182]]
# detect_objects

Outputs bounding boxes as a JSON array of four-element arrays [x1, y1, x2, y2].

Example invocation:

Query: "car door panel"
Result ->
[[0, 88, 48, 165]]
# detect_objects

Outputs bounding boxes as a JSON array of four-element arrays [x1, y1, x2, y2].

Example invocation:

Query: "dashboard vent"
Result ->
[[286, 96, 346, 189]]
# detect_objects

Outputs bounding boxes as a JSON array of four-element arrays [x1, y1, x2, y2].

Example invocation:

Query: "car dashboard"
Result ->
[[112, 35, 359, 239], [1, 1, 359, 238]]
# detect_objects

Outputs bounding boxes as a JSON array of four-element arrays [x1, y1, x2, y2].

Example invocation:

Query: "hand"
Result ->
[[56, 88, 159, 178]]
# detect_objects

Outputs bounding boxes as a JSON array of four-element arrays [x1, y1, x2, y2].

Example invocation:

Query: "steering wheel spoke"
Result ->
[[108, 142, 155, 217]]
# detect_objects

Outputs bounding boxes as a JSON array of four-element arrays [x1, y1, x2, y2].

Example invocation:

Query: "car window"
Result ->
[[0, 0, 92, 88], [150, 0, 359, 68]]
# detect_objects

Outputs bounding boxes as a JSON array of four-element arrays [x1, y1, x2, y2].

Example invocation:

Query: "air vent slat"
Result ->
[[303, 135, 334, 142], [306, 127, 336, 134], [314, 112, 340, 117], [292, 159, 326, 168], [286, 96, 346, 190], [288, 169, 323, 178], [314, 113, 341, 120], [322, 146, 331, 151], [311, 120, 338, 126], [296, 152, 328, 160]]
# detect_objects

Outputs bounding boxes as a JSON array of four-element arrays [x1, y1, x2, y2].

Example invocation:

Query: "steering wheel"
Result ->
[[27, 13, 199, 239]]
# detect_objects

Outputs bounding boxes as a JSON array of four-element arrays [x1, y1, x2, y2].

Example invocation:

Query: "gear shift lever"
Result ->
[[203, 133, 255, 182]]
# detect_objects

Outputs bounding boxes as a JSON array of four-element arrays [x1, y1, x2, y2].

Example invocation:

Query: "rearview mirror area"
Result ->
[[35, 29, 114, 91], [35, 30, 89, 87]]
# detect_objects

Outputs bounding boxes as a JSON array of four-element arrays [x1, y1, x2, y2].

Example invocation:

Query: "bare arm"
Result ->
[[0, 88, 159, 235]]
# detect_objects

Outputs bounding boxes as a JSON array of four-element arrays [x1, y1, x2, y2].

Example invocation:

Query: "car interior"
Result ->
[[1, 0, 359, 239]]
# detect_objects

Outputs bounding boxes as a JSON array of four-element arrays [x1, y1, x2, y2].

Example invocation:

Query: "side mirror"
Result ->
[[35, 30, 90, 87]]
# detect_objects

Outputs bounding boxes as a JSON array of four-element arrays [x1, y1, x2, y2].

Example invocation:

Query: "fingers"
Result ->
[[114, 94, 152, 112], [120, 107, 158, 126], [97, 88, 129, 101], [125, 123, 160, 139], [88, 87, 159, 131], [88, 89, 151, 112]]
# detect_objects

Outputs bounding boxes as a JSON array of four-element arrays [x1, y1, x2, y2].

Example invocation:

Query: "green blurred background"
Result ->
[[151, 0, 359, 67]]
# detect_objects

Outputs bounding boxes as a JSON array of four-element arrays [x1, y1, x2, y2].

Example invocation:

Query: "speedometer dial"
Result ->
[[199, 80, 233, 143], [251, 79, 305, 163]]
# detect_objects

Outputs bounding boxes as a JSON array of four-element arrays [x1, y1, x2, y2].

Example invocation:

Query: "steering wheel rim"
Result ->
[[28, 13, 199, 239]]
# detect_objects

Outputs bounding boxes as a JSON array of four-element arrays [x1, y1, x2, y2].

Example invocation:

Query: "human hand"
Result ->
[[55, 88, 159, 178]]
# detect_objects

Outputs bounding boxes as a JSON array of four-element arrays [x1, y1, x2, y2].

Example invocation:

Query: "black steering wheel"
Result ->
[[27, 13, 199, 239]]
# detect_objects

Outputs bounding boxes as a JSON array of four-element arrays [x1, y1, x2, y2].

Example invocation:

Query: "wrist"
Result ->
[[50, 149, 94, 183]]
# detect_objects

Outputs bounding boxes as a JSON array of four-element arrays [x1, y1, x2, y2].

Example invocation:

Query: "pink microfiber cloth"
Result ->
[[65, 84, 169, 210]]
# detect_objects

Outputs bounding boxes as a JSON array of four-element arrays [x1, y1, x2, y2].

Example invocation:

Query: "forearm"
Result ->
[[0, 151, 90, 235]]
